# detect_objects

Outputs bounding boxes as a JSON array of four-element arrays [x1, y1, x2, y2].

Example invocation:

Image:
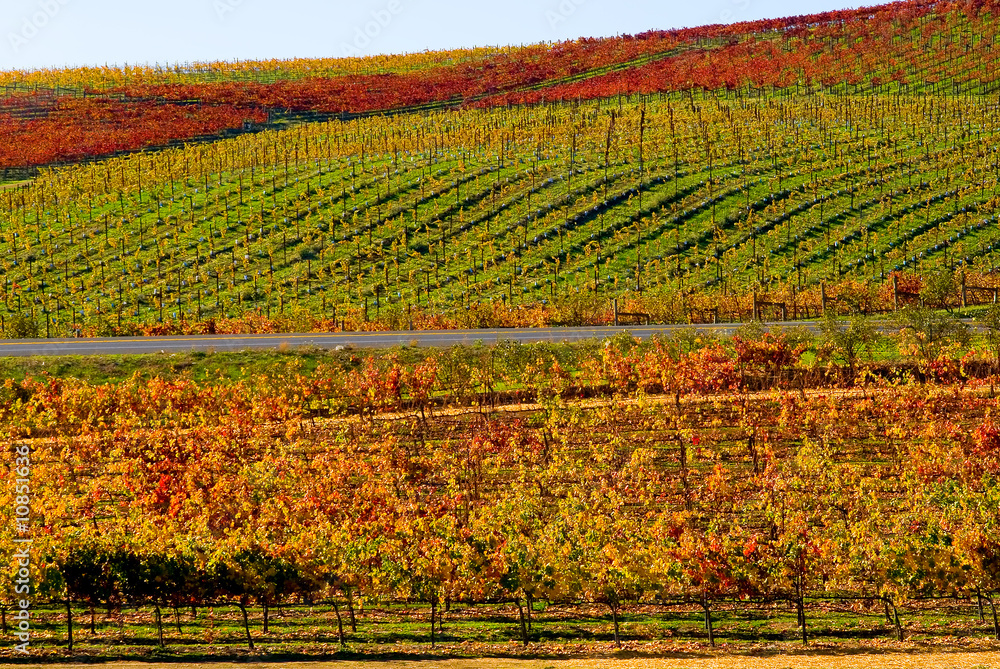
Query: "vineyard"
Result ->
[[5, 0, 1000, 661], [4, 1, 1000, 335], [4, 90, 1000, 335], [1, 334, 1000, 657]]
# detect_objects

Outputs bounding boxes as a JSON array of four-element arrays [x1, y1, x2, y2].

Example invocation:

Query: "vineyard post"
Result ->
[[66, 597, 73, 651], [986, 593, 1000, 640], [237, 600, 254, 650], [821, 283, 828, 316], [613, 299, 619, 326], [516, 598, 529, 646], [892, 275, 900, 311], [883, 597, 904, 641], [154, 604, 164, 648], [796, 579, 807, 644], [610, 599, 622, 648], [702, 595, 715, 647], [638, 105, 646, 220], [430, 598, 436, 648], [332, 600, 346, 646]]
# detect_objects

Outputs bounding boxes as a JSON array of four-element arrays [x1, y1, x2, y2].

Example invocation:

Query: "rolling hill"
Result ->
[[2, 0, 1000, 334]]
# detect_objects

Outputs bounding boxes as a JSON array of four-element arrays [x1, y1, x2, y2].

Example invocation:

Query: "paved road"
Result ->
[[0, 322, 830, 357], [0, 319, 983, 357]]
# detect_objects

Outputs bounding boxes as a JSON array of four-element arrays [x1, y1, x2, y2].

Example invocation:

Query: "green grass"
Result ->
[[0, 349, 323, 385], [0, 346, 374, 385], [0, 322, 991, 393], [0, 338, 591, 385], [17, 599, 998, 660]]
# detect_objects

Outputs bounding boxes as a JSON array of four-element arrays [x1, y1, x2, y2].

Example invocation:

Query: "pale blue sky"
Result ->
[[2, 0, 869, 71]]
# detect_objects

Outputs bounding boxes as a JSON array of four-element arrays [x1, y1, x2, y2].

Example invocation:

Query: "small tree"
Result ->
[[892, 306, 969, 363], [920, 269, 958, 312], [980, 304, 1000, 373], [4, 313, 39, 339], [819, 313, 881, 381]]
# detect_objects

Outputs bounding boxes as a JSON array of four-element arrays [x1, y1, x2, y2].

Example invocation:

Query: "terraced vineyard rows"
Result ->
[[2, 90, 1000, 333]]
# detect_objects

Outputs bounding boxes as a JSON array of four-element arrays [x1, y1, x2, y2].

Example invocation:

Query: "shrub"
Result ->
[[4, 313, 39, 339]]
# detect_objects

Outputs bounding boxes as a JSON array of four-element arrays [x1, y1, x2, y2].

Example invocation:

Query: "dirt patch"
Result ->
[[8, 652, 1000, 669]]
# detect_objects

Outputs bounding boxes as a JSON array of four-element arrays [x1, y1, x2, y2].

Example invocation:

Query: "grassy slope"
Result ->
[[12, 598, 1000, 660]]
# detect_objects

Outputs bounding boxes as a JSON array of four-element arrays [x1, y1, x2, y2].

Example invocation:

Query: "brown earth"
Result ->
[[7, 651, 1000, 669]]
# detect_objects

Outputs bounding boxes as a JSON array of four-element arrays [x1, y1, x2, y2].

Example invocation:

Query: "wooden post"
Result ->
[[613, 299, 619, 326], [780, 303, 788, 321], [66, 598, 73, 651], [961, 271, 967, 309], [820, 282, 827, 316], [752, 292, 759, 321], [892, 274, 899, 311]]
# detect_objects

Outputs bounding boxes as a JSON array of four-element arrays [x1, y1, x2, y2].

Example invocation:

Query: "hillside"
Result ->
[[2, 0, 1000, 334], [3, 0, 998, 171]]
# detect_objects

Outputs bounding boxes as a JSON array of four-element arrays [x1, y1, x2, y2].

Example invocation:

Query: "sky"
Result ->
[[2, 0, 871, 71]]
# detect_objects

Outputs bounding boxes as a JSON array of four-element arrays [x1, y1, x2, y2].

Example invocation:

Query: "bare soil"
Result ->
[[7, 650, 1000, 669]]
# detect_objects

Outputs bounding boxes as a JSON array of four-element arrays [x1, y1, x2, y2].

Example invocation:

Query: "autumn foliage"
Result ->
[[3, 342, 1000, 650], [4, 0, 1000, 169]]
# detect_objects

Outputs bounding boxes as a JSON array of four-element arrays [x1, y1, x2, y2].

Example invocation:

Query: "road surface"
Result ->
[[0, 319, 982, 357], [0, 322, 826, 357]]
